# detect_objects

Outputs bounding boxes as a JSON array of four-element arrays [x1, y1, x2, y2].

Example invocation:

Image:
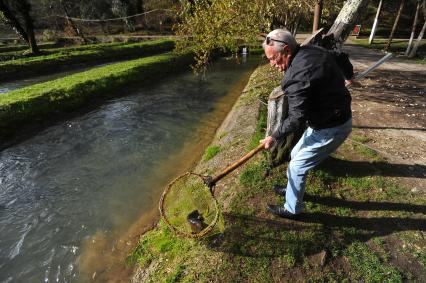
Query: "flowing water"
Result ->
[[0, 55, 261, 282]]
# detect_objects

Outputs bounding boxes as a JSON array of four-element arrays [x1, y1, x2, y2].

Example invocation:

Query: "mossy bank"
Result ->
[[0, 52, 193, 137], [129, 63, 426, 282], [0, 39, 175, 81]]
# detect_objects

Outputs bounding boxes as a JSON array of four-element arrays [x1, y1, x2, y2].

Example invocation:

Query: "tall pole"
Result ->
[[369, 0, 383, 44], [312, 0, 323, 33], [405, 0, 421, 55], [385, 0, 405, 51], [408, 19, 426, 58]]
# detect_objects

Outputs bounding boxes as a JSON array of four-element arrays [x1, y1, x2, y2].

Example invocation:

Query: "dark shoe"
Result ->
[[272, 184, 286, 196], [267, 204, 299, 219]]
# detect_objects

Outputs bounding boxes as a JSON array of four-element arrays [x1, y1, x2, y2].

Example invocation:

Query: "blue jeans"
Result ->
[[284, 119, 352, 214]]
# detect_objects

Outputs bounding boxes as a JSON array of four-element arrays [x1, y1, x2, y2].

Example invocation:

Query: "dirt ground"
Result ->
[[343, 42, 426, 192]]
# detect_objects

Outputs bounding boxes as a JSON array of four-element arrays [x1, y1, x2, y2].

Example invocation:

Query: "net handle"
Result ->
[[210, 143, 264, 185]]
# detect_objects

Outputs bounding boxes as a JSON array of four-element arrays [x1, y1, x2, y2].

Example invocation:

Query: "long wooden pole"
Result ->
[[312, 0, 323, 33], [385, 0, 405, 52], [210, 144, 264, 185]]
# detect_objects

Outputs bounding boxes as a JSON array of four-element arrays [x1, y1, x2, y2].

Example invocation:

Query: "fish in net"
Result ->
[[160, 172, 221, 238], [159, 144, 264, 238]]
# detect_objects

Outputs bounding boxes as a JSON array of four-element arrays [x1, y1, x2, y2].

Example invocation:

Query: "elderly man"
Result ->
[[260, 29, 353, 219]]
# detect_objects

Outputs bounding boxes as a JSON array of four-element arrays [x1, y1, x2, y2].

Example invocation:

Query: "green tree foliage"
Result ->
[[174, 0, 276, 70], [175, 0, 373, 69]]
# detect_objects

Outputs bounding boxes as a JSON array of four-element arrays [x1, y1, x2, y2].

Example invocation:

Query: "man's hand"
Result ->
[[260, 136, 275, 149], [345, 79, 361, 87]]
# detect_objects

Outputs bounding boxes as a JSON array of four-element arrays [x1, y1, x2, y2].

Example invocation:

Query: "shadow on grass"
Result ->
[[320, 156, 425, 179], [354, 125, 426, 132], [305, 194, 426, 213], [205, 204, 426, 259]]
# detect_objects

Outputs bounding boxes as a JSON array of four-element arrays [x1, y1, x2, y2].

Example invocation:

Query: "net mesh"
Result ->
[[160, 172, 222, 238]]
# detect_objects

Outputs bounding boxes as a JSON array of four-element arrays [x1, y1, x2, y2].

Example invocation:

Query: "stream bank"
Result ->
[[129, 63, 281, 282], [129, 46, 426, 282]]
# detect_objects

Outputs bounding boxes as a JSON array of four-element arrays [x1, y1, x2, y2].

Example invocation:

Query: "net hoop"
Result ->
[[159, 172, 220, 238]]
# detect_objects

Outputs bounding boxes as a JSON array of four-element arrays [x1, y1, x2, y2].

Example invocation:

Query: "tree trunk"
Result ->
[[408, 19, 426, 58], [135, 0, 144, 28], [0, 0, 39, 54], [405, 0, 421, 55], [0, 0, 29, 43], [284, 11, 288, 27], [368, 0, 383, 44], [136, 0, 144, 14], [293, 13, 301, 36], [385, 0, 405, 52], [17, 0, 39, 54], [25, 20, 39, 54], [323, 0, 370, 50], [312, 0, 323, 33]]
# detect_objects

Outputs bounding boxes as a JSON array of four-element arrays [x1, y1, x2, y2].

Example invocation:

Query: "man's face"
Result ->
[[264, 45, 290, 72]]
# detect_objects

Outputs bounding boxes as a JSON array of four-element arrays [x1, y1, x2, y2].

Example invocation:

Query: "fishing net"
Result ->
[[159, 172, 222, 238]]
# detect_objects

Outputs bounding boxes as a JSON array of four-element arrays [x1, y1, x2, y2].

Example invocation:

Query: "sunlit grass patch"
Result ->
[[344, 241, 403, 282], [0, 39, 176, 80], [239, 161, 268, 190], [353, 143, 382, 161], [247, 105, 267, 150], [202, 145, 221, 161], [128, 221, 193, 267], [165, 264, 185, 283]]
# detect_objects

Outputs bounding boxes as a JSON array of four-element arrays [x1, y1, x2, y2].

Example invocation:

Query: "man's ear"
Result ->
[[283, 45, 291, 56]]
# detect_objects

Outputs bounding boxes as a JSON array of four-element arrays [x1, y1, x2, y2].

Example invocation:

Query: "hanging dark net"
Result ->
[[159, 172, 223, 238]]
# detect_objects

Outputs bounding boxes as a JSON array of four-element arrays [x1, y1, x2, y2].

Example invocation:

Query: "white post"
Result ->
[[369, 0, 383, 44], [405, 0, 421, 55], [409, 19, 426, 58]]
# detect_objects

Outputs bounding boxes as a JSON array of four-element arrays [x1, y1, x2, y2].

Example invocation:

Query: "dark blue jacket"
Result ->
[[272, 44, 353, 140]]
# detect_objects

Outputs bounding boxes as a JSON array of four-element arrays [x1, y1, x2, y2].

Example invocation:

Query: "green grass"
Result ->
[[350, 131, 383, 161], [239, 161, 268, 189], [247, 105, 267, 150], [0, 41, 59, 55], [344, 241, 403, 282], [128, 221, 193, 267], [0, 39, 175, 80], [0, 52, 193, 136], [165, 264, 185, 283], [354, 143, 382, 161], [202, 145, 221, 161]]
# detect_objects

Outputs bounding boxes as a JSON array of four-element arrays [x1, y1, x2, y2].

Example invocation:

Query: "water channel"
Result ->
[[0, 54, 261, 282]]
